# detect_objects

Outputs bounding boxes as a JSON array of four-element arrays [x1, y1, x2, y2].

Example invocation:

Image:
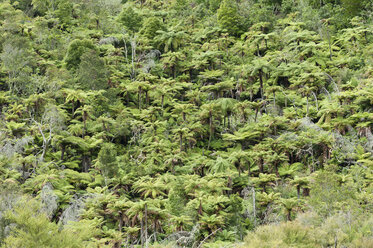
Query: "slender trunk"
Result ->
[[255, 109, 259, 122], [131, 38, 137, 79], [208, 111, 213, 149], [82, 155, 91, 172], [83, 120, 86, 138], [252, 187, 256, 227], [303, 187, 310, 197], [287, 210, 291, 221], [326, 25, 332, 60], [198, 199, 203, 217], [179, 133, 183, 152], [140, 218, 144, 247], [61, 145, 65, 161], [123, 37, 129, 64], [126, 91, 129, 105], [285, 95, 287, 107], [259, 158, 264, 173], [312, 91, 318, 111], [35, 121, 51, 163], [138, 88, 142, 110], [118, 211, 123, 232], [145, 91, 149, 107], [227, 176, 232, 196], [41, 140, 48, 163], [145, 204, 148, 248], [297, 186, 300, 199], [22, 163, 26, 181], [275, 164, 279, 178], [171, 161, 175, 174], [71, 101, 75, 115], [172, 65, 176, 79], [334, 236, 338, 248], [259, 70, 264, 100]]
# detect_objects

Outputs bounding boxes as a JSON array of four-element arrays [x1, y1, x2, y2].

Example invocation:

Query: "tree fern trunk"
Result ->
[[145, 203, 148, 248], [259, 70, 264, 100], [140, 218, 144, 247], [252, 187, 256, 227], [208, 111, 213, 150], [60, 145, 65, 161], [297, 186, 300, 199], [138, 88, 142, 110], [179, 133, 183, 152]]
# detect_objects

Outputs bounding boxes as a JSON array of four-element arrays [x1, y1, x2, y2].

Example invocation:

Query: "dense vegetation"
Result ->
[[0, 0, 372, 247]]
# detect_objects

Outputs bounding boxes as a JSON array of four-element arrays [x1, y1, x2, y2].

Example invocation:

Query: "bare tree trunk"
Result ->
[[131, 37, 137, 80], [325, 23, 333, 60], [32, 117, 52, 163], [123, 35, 129, 64]]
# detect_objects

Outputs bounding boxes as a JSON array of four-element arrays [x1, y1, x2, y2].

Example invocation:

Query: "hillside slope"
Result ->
[[0, 0, 372, 247]]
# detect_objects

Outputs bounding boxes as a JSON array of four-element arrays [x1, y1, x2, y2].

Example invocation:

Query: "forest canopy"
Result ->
[[0, 0, 372, 247]]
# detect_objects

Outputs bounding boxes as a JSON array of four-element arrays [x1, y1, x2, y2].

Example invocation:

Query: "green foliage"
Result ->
[[241, 210, 373, 248], [117, 4, 143, 33], [1, 197, 89, 248], [65, 39, 96, 71], [217, 0, 241, 36], [0, 0, 373, 247], [96, 143, 118, 178], [141, 17, 165, 40], [341, 0, 365, 16], [76, 50, 109, 90], [308, 170, 359, 217]]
